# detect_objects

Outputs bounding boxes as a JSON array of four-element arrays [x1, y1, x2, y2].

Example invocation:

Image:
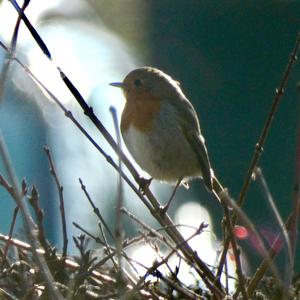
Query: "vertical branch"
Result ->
[[238, 33, 300, 207], [255, 167, 292, 285], [44, 147, 68, 258], [223, 207, 248, 299], [289, 84, 300, 283], [1, 206, 19, 268], [28, 185, 51, 253], [110, 106, 125, 287]]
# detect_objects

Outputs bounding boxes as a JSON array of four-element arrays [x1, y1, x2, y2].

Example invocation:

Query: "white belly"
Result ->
[[122, 123, 201, 182]]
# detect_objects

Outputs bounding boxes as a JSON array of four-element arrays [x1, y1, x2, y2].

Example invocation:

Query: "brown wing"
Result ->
[[171, 96, 213, 191]]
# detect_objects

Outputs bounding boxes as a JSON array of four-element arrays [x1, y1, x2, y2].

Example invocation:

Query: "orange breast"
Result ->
[[121, 92, 162, 133]]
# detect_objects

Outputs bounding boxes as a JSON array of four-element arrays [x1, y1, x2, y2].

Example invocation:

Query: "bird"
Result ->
[[110, 67, 221, 211]]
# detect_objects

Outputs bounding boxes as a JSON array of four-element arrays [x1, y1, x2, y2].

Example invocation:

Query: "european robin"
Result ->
[[110, 67, 215, 202]]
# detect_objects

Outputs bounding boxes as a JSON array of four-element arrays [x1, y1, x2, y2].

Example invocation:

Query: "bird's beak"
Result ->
[[109, 82, 124, 88]]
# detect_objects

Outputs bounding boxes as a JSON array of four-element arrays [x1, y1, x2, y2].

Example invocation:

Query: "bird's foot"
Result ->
[[138, 177, 152, 194], [159, 178, 183, 215]]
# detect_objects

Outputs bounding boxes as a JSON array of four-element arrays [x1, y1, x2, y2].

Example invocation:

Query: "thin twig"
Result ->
[[289, 84, 300, 286], [44, 146, 68, 258], [218, 189, 280, 284], [222, 206, 248, 299], [28, 185, 51, 253], [8, 0, 51, 58], [109, 105, 124, 286], [73, 222, 137, 286], [1, 206, 19, 269], [255, 167, 292, 285], [78, 178, 114, 239], [98, 222, 119, 272], [129, 222, 208, 297], [120, 207, 176, 251], [72, 222, 102, 243], [247, 212, 296, 297]]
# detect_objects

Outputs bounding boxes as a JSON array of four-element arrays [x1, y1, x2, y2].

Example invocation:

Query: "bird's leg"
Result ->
[[160, 178, 182, 214], [138, 177, 153, 194]]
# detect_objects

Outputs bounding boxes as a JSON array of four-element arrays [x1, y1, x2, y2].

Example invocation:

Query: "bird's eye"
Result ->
[[134, 79, 142, 87]]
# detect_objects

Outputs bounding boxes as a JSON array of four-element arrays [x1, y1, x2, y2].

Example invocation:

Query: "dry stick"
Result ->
[[129, 223, 208, 298], [73, 222, 102, 243], [0, 136, 64, 300], [9, 0, 51, 58], [98, 222, 119, 272], [217, 187, 281, 280], [213, 176, 247, 296], [44, 146, 68, 258], [0, 176, 21, 268], [109, 106, 125, 287], [214, 183, 282, 299], [78, 178, 114, 239], [289, 85, 300, 286], [247, 212, 297, 298], [218, 32, 300, 285], [0, 231, 179, 299], [73, 221, 138, 287], [121, 207, 181, 255], [87, 234, 145, 272], [1, 206, 19, 268], [28, 185, 51, 252], [160, 275, 201, 300], [73, 222, 138, 288], [222, 205, 248, 300], [255, 167, 293, 285], [0, 233, 113, 284], [0, 46, 224, 297]]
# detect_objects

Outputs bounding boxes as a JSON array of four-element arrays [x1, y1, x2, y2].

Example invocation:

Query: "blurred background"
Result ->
[[0, 0, 299, 277]]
